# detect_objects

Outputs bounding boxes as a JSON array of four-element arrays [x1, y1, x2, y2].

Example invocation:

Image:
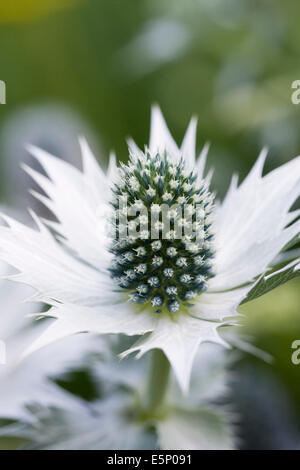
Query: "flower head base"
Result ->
[[110, 150, 215, 314]]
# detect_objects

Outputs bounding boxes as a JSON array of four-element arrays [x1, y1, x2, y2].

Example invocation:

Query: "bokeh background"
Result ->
[[0, 0, 300, 449]]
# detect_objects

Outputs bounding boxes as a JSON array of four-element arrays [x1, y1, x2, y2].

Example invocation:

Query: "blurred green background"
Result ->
[[0, 0, 299, 449]]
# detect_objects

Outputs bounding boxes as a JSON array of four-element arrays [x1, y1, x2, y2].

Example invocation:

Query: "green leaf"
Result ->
[[241, 259, 300, 304]]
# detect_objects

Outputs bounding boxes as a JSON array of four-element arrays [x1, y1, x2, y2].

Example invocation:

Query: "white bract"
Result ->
[[0, 260, 104, 421], [0, 342, 232, 450], [0, 106, 299, 392]]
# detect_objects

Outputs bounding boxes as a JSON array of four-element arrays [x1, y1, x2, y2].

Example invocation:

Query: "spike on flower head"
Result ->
[[109, 150, 215, 314]]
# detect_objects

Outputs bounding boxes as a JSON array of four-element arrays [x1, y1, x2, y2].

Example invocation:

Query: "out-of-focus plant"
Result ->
[[0, 0, 81, 23], [0, 339, 233, 450]]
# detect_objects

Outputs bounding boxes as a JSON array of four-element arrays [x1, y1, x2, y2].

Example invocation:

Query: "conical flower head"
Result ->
[[110, 150, 215, 314]]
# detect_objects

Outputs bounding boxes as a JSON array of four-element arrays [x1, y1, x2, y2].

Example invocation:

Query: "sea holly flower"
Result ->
[[0, 106, 299, 396], [0, 341, 233, 450]]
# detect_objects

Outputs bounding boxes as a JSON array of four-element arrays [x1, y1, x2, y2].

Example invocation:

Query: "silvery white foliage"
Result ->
[[21, 395, 156, 451], [156, 343, 234, 450], [0, 342, 233, 450], [0, 103, 98, 214], [157, 407, 233, 451], [0, 106, 299, 393], [0, 258, 106, 421]]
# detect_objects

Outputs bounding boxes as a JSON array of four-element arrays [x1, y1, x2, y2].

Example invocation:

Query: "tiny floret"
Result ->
[[166, 247, 177, 257], [166, 286, 177, 296], [152, 256, 163, 267], [180, 274, 193, 284], [148, 276, 160, 287], [176, 257, 188, 267], [169, 179, 179, 189], [151, 240, 162, 251], [146, 187, 156, 197], [163, 268, 174, 279], [151, 296, 163, 307], [162, 192, 173, 201], [135, 247, 147, 257], [134, 263, 147, 274], [136, 284, 148, 294], [168, 300, 180, 313], [185, 291, 196, 300]]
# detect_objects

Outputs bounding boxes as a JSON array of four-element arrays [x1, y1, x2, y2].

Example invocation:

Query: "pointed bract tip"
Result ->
[[24, 142, 40, 156]]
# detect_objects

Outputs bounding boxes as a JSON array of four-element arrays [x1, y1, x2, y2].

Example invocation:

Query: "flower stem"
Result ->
[[143, 349, 170, 417]]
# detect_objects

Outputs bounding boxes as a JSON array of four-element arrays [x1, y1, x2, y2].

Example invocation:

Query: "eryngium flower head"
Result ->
[[110, 151, 215, 314], [0, 106, 299, 391]]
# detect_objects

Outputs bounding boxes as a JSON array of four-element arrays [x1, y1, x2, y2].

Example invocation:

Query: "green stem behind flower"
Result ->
[[143, 349, 170, 418]]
